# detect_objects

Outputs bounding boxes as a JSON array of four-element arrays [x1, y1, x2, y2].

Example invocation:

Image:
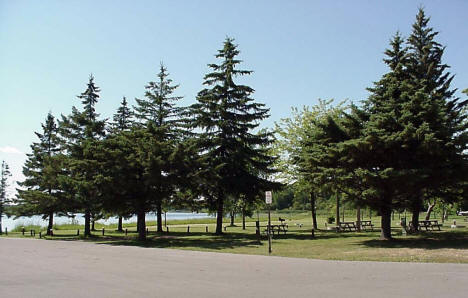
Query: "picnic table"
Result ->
[[418, 220, 442, 231], [358, 220, 374, 231], [338, 221, 357, 232], [264, 224, 288, 235], [408, 220, 442, 231]]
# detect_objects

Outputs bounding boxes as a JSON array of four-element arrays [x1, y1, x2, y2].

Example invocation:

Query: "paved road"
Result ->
[[0, 238, 466, 298]]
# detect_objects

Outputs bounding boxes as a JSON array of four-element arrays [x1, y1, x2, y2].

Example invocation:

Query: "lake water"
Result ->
[[0, 212, 213, 231]]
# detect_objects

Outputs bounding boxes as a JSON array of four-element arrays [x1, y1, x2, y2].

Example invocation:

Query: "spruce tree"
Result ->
[[59, 75, 106, 237], [351, 32, 411, 239], [300, 33, 413, 240], [100, 127, 150, 241], [112, 97, 132, 132], [14, 113, 66, 235], [404, 8, 467, 230], [190, 38, 278, 234], [107, 97, 133, 231], [0, 161, 12, 234], [338, 9, 467, 239], [133, 63, 185, 234]]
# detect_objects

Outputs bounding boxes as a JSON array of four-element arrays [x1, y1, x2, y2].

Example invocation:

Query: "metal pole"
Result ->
[[268, 203, 272, 254]]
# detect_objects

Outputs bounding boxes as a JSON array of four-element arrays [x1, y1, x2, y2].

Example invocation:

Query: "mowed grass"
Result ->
[[3, 212, 468, 263]]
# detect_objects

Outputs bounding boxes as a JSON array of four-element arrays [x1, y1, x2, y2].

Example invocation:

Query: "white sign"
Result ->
[[265, 191, 272, 204]]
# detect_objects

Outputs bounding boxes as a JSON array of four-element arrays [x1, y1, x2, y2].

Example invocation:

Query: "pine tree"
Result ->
[[190, 38, 278, 234], [59, 75, 106, 237], [350, 32, 412, 239], [106, 97, 133, 232], [133, 63, 186, 234], [112, 97, 132, 132], [0, 161, 12, 234], [404, 8, 467, 230], [14, 113, 66, 235], [337, 9, 467, 239], [100, 127, 150, 241]]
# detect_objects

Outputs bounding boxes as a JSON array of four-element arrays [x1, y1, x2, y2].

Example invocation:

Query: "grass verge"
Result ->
[[2, 213, 467, 263]]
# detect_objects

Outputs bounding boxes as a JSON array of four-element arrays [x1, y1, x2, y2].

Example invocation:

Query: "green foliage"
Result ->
[[274, 9, 467, 240], [13, 113, 67, 228], [111, 97, 132, 132], [190, 38, 279, 233], [274, 102, 344, 196], [59, 75, 107, 236], [132, 63, 189, 235], [10, 12, 466, 244]]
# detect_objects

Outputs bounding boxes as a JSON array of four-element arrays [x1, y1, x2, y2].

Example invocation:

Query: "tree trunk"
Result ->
[[156, 201, 163, 233], [84, 210, 91, 237], [117, 216, 123, 232], [310, 192, 317, 230], [425, 201, 436, 220], [336, 192, 340, 226], [91, 219, 96, 231], [215, 196, 224, 235], [356, 206, 361, 232], [342, 204, 345, 223], [230, 210, 235, 226], [242, 207, 246, 230], [137, 210, 146, 241], [380, 205, 392, 240], [47, 212, 54, 235], [410, 198, 421, 232], [136, 213, 141, 232]]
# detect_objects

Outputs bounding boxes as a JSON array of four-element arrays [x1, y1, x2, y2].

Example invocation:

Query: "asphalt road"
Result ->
[[0, 238, 467, 298]]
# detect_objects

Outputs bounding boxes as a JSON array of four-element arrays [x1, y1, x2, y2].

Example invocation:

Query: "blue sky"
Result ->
[[1, 0, 467, 193]]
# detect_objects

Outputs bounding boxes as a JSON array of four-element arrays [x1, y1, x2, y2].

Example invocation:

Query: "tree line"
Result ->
[[275, 8, 467, 239], [8, 38, 279, 241], [4, 8, 467, 241]]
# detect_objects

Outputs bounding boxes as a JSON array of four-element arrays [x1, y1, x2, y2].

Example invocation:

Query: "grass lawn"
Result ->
[[2, 211, 468, 263]]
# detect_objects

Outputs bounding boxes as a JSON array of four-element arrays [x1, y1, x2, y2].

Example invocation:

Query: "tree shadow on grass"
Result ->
[[360, 230, 468, 250], [93, 229, 379, 250], [96, 231, 264, 250], [43, 227, 468, 251]]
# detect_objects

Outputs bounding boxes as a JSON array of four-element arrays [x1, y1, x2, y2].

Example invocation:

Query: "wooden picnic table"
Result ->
[[358, 220, 374, 231], [418, 220, 442, 231], [264, 224, 288, 235], [338, 221, 357, 232], [408, 220, 442, 231]]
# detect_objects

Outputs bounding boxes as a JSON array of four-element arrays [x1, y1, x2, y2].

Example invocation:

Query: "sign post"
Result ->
[[265, 191, 272, 254]]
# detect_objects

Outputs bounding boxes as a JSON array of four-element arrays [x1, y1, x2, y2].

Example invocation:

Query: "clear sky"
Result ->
[[1, 0, 467, 194]]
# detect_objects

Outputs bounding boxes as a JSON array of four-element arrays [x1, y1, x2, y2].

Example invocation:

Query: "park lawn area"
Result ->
[[3, 213, 468, 263]]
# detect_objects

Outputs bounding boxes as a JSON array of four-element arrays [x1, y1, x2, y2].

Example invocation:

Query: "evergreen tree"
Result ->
[[403, 8, 467, 230], [0, 161, 12, 234], [112, 97, 132, 132], [100, 127, 150, 241], [14, 113, 66, 235], [106, 97, 133, 231], [333, 9, 467, 239], [59, 75, 106, 237], [133, 63, 185, 234], [190, 38, 278, 234], [347, 32, 411, 239]]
